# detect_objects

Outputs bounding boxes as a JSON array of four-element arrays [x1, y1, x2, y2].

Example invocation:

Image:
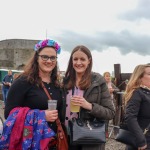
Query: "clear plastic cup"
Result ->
[[48, 100, 57, 110]]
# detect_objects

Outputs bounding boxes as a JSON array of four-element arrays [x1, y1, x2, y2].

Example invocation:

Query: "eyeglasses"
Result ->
[[38, 55, 57, 62]]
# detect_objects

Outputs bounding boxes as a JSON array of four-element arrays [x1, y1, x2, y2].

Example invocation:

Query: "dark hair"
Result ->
[[64, 45, 92, 90], [20, 47, 59, 87]]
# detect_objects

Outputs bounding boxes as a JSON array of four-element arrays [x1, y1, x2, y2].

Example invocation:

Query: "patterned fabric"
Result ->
[[65, 87, 84, 127], [0, 107, 55, 150]]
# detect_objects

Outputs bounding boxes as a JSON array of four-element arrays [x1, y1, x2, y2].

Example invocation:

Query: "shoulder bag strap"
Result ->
[[41, 82, 64, 139], [42, 82, 52, 100]]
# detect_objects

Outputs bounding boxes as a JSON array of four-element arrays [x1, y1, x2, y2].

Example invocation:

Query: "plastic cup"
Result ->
[[70, 101, 80, 112], [48, 100, 57, 110]]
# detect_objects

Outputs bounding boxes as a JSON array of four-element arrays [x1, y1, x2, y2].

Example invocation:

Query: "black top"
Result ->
[[125, 87, 150, 147], [5, 76, 63, 132]]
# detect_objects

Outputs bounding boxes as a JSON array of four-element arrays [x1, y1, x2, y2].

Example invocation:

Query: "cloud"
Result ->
[[51, 30, 150, 55], [119, 0, 150, 20]]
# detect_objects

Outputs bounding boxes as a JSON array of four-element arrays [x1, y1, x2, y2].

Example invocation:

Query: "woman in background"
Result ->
[[103, 71, 119, 107], [124, 64, 150, 150], [103, 71, 119, 136], [64, 45, 115, 150]]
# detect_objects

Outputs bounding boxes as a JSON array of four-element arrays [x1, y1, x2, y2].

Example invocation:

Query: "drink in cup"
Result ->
[[48, 100, 57, 110], [70, 101, 80, 112]]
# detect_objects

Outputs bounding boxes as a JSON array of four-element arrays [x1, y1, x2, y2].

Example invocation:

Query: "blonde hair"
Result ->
[[103, 72, 110, 77], [124, 64, 150, 104]]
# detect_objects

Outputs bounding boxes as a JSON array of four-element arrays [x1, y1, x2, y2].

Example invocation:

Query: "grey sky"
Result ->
[[49, 0, 150, 55], [52, 30, 150, 55], [0, 0, 150, 73]]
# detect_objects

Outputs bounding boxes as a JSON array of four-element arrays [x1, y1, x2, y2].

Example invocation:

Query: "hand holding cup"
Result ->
[[45, 109, 58, 122], [71, 95, 92, 111], [45, 100, 58, 122]]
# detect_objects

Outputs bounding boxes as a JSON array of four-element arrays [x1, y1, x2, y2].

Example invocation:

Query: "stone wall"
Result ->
[[0, 39, 39, 70]]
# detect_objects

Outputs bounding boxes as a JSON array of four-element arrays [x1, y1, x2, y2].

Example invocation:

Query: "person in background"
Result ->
[[4, 39, 65, 149], [124, 64, 150, 150], [103, 72, 119, 104], [2, 70, 13, 107], [63, 45, 115, 150], [103, 71, 119, 137], [13, 73, 20, 81]]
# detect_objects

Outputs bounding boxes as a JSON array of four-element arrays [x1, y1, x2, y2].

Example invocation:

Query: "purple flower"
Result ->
[[34, 39, 61, 54]]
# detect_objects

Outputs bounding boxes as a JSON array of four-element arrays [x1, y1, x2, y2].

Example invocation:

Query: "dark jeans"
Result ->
[[2, 87, 9, 105]]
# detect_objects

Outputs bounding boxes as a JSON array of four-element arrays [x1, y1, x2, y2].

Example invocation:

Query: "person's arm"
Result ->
[[89, 82, 115, 120], [2, 75, 6, 85], [111, 82, 120, 93]]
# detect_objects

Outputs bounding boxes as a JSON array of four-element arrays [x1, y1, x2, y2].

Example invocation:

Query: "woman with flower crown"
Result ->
[[4, 39, 66, 149], [63, 45, 115, 150]]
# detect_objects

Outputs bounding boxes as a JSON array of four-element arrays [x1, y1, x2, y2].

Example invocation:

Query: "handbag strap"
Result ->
[[42, 82, 52, 100], [41, 82, 62, 131]]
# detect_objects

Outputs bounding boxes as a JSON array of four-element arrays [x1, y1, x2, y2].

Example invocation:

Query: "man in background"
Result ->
[[2, 70, 13, 108]]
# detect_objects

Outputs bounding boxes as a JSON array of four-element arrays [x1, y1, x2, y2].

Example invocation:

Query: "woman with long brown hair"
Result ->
[[4, 39, 65, 149], [63, 45, 115, 150]]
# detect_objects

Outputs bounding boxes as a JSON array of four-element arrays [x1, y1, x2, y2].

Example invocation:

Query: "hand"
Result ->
[[4, 82, 8, 85], [138, 144, 147, 150], [109, 88, 114, 94], [71, 95, 92, 110], [45, 110, 58, 122]]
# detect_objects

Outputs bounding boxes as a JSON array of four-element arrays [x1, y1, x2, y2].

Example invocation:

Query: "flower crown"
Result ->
[[34, 39, 61, 54]]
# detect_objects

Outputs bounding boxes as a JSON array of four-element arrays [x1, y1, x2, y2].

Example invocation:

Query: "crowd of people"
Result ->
[[0, 38, 149, 150]]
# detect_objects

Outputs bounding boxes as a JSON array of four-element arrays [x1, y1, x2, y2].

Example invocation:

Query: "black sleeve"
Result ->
[[4, 77, 31, 119]]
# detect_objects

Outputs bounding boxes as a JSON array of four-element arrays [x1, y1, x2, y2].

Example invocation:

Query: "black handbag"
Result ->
[[68, 117, 106, 145], [115, 123, 150, 148]]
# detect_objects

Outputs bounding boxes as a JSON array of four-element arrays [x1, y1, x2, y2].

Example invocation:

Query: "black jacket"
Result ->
[[125, 87, 150, 148]]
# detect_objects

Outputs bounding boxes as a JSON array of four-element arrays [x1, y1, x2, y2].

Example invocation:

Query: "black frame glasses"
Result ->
[[38, 55, 57, 62]]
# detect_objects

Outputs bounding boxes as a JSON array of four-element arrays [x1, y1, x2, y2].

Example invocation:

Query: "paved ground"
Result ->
[[0, 100, 126, 149], [106, 127, 126, 150]]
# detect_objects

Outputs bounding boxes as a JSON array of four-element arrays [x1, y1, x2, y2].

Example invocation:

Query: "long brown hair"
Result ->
[[64, 45, 92, 90], [124, 64, 150, 104], [20, 46, 58, 87]]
